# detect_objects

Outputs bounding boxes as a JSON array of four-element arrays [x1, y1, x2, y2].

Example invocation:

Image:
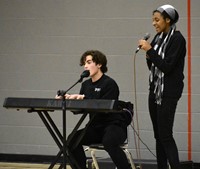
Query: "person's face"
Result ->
[[83, 55, 102, 78], [152, 12, 171, 33]]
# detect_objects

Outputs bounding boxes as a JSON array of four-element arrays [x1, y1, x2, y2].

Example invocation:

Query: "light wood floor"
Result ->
[[0, 162, 71, 169]]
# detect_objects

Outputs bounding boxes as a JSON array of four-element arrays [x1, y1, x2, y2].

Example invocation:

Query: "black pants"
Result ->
[[148, 92, 180, 169], [67, 124, 130, 169]]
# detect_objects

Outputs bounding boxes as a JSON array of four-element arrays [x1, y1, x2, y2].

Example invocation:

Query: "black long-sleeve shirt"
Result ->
[[146, 31, 186, 98], [80, 74, 126, 127]]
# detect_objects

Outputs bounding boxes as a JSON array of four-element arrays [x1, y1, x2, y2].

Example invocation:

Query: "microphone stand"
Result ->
[[57, 76, 84, 169], [57, 77, 84, 97]]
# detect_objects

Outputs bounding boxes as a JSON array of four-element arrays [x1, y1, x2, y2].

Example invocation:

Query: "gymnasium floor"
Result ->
[[0, 162, 71, 169]]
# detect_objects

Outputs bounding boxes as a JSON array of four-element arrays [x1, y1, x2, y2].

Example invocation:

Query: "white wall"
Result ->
[[0, 0, 199, 163]]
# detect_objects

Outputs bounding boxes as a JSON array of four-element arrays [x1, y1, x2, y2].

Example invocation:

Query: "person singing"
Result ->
[[56, 50, 132, 169], [138, 4, 186, 169]]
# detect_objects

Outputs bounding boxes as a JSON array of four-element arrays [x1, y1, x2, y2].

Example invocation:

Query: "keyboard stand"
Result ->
[[28, 108, 89, 169], [3, 97, 130, 169]]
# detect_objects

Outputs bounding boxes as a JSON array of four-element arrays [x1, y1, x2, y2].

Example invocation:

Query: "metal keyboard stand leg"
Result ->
[[66, 112, 89, 169], [34, 110, 87, 169], [36, 111, 64, 169]]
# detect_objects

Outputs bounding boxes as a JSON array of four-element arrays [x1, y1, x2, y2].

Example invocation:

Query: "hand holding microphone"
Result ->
[[135, 33, 151, 53]]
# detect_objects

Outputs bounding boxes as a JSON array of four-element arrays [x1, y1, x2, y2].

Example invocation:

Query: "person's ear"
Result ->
[[97, 64, 102, 68], [166, 18, 171, 24]]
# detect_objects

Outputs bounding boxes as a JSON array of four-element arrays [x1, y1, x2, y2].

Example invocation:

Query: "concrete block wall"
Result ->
[[0, 0, 199, 163]]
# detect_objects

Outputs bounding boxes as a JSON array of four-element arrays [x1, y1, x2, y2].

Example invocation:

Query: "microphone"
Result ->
[[135, 33, 151, 53], [78, 70, 90, 82], [57, 70, 90, 96]]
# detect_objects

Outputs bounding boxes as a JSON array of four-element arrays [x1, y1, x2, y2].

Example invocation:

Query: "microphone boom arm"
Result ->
[[57, 79, 80, 97], [57, 70, 90, 96]]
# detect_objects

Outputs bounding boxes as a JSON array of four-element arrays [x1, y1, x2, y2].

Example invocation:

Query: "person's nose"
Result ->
[[152, 21, 156, 27], [84, 64, 88, 69]]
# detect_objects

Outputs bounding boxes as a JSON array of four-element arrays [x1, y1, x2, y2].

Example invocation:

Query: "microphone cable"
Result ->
[[130, 121, 157, 158], [132, 51, 142, 168], [131, 49, 157, 168], [131, 33, 150, 168]]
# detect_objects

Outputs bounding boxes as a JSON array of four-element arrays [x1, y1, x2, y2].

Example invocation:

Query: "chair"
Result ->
[[85, 102, 135, 169], [85, 142, 136, 169], [84, 129, 136, 169]]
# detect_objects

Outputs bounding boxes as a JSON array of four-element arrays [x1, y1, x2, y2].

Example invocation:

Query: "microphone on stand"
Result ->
[[57, 70, 90, 96], [56, 70, 90, 167], [78, 70, 90, 82], [135, 33, 151, 53]]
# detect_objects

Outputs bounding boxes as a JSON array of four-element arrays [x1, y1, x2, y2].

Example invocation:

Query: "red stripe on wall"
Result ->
[[187, 0, 192, 161]]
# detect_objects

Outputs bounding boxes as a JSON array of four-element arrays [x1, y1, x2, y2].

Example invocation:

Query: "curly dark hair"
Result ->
[[80, 50, 108, 73]]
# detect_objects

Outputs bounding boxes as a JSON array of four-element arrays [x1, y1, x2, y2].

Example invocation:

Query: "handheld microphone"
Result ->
[[135, 33, 151, 53]]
